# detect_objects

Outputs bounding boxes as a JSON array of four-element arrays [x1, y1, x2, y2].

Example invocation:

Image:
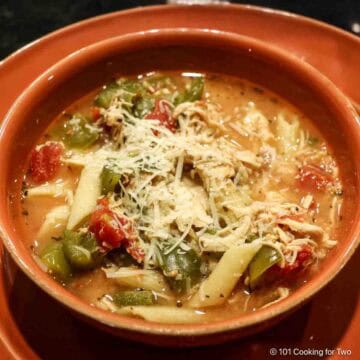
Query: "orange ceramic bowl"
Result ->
[[0, 29, 359, 347]]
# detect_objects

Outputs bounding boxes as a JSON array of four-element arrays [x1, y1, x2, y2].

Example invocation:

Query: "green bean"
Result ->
[[41, 242, 72, 280], [106, 249, 137, 267], [100, 166, 121, 195], [245, 234, 258, 243], [146, 75, 177, 90], [112, 290, 155, 307], [133, 96, 154, 118], [205, 227, 217, 235], [95, 79, 155, 118], [52, 113, 99, 149], [94, 82, 120, 109], [160, 246, 202, 294], [248, 245, 281, 289], [63, 230, 100, 270], [175, 77, 204, 105]]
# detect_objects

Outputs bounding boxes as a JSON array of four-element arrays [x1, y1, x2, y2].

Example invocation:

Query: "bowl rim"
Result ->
[[0, 28, 359, 337]]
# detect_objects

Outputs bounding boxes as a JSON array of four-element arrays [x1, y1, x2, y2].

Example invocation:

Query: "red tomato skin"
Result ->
[[29, 142, 63, 184], [91, 106, 101, 121], [89, 199, 127, 249], [145, 99, 177, 133], [89, 199, 144, 263], [271, 246, 313, 277], [126, 241, 145, 263], [297, 164, 333, 192]]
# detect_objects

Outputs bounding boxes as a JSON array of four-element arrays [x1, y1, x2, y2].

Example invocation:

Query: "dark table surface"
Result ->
[[0, 1, 359, 59]]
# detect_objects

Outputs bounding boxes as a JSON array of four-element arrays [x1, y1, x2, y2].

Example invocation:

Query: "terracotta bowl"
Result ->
[[0, 29, 359, 347]]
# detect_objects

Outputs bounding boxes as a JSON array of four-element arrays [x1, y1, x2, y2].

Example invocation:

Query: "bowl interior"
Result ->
[[0, 29, 359, 339]]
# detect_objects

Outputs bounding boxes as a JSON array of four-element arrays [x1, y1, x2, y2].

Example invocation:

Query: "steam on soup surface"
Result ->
[[21, 72, 343, 323]]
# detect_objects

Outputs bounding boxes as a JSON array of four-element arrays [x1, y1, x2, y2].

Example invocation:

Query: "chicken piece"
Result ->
[[277, 218, 324, 239], [200, 216, 251, 252], [147, 177, 213, 237], [234, 150, 262, 169], [275, 114, 300, 154], [196, 162, 235, 191], [234, 102, 273, 142], [170, 178, 213, 231], [173, 101, 226, 133]]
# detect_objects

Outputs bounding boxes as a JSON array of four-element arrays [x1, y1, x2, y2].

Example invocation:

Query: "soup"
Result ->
[[21, 72, 343, 324]]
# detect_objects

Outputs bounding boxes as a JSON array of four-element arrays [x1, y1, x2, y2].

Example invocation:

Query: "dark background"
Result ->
[[0, 0, 359, 59]]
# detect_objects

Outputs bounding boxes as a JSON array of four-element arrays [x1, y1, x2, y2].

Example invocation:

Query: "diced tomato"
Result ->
[[89, 199, 144, 262], [126, 241, 145, 264], [29, 142, 63, 184], [145, 99, 177, 133], [89, 199, 128, 249], [297, 164, 333, 192], [271, 246, 313, 277], [91, 106, 101, 121]]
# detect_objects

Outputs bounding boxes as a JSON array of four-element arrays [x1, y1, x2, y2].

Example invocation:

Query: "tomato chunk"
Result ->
[[89, 199, 128, 249], [271, 246, 313, 277], [126, 241, 145, 264], [298, 164, 333, 192], [89, 199, 144, 262], [91, 106, 101, 121], [145, 99, 177, 133], [29, 142, 63, 184]]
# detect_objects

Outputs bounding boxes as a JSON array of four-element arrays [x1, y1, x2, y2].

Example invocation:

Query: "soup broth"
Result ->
[[21, 72, 343, 323]]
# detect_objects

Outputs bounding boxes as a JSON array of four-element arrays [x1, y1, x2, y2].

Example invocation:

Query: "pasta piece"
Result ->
[[187, 241, 262, 308], [118, 306, 205, 324], [37, 205, 70, 244], [67, 163, 103, 230], [27, 182, 73, 204], [103, 267, 172, 295]]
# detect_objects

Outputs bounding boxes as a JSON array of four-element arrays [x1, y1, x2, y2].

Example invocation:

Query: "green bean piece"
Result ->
[[245, 234, 258, 243], [120, 79, 145, 94], [106, 249, 138, 267], [133, 96, 154, 118], [160, 246, 202, 294], [100, 166, 121, 195], [94, 82, 120, 109], [63, 230, 100, 270], [52, 113, 99, 149], [248, 245, 281, 289], [175, 76, 204, 105], [112, 290, 155, 307], [41, 242, 72, 280], [95, 79, 154, 117], [121, 79, 154, 117], [117, 79, 149, 108], [205, 227, 217, 235], [146, 75, 177, 90]]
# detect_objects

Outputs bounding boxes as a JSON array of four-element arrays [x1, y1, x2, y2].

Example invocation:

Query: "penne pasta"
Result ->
[[187, 242, 261, 308]]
